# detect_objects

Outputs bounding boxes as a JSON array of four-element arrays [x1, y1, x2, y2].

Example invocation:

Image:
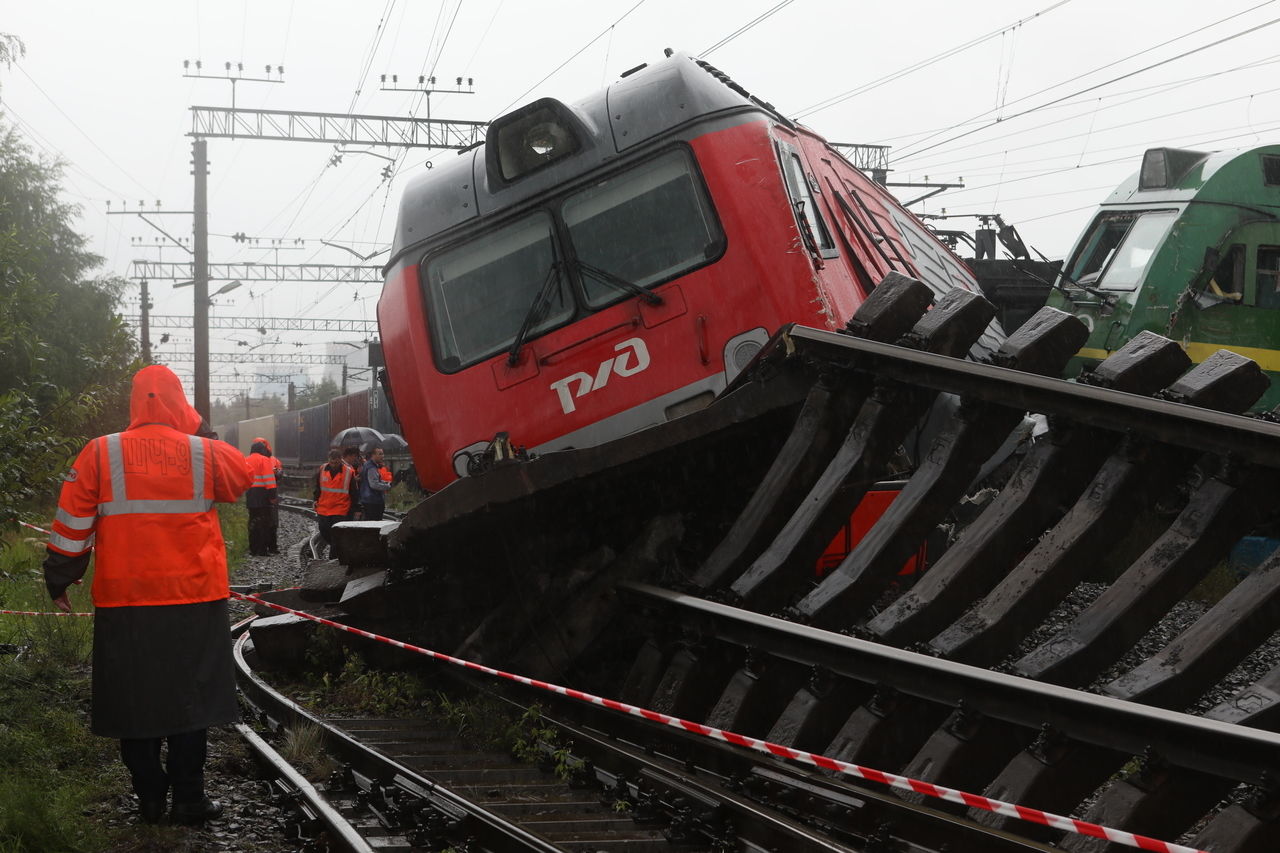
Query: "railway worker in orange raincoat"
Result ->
[[245, 439, 278, 556], [249, 436, 282, 554], [313, 448, 355, 546], [42, 365, 251, 825]]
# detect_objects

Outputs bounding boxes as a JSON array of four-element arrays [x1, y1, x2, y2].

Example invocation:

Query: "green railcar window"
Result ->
[[1258, 247, 1280, 309], [1263, 155, 1280, 187]]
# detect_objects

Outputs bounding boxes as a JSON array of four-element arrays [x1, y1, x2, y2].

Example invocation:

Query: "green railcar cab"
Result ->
[[1048, 144, 1280, 409]]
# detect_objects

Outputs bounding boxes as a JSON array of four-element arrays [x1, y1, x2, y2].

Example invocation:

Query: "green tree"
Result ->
[[293, 376, 342, 409], [0, 33, 24, 70], [0, 115, 137, 523]]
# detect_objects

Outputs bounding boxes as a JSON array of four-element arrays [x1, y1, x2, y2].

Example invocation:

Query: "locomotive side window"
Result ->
[[778, 146, 835, 258], [1263, 155, 1280, 187], [1207, 245, 1244, 303], [423, 214, 571, 371], [1258, 247, 1280, 309], [562, 149, 724, 308], [1067, 210, 1176, 290]]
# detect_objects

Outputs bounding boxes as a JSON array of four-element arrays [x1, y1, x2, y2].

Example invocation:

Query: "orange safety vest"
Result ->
[[246, 452, 277, 490], [48, 425, 251, 607], [316, 463, 353, 517]]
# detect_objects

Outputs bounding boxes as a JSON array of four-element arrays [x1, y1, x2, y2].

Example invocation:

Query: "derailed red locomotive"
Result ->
[[378, 51, 1001, 492]]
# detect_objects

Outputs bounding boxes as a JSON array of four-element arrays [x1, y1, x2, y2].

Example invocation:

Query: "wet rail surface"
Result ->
[[258, 276, 1280, 852]]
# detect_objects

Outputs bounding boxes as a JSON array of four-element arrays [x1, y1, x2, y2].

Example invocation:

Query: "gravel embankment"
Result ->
[[229, 509, 314, 622]]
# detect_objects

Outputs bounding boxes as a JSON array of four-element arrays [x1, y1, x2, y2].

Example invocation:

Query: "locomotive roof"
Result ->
[[1098, 143, 1280, 208], [388, 51, 780, 268]]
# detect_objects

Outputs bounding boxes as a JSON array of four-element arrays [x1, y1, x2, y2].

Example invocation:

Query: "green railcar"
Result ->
[[1047, 144, 1280, 409]]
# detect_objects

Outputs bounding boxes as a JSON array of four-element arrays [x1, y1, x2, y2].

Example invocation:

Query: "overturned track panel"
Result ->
[[312, 275, 1280, 852]]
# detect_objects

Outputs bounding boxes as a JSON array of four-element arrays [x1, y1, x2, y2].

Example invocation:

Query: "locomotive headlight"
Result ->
[[722, 328, 769, 384], [524, 122, 565, 156], [488, 99, 584, 183]]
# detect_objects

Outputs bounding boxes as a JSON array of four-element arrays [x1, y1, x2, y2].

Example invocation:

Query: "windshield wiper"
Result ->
[[575, 259, 663, 306], [1030, 246, 1115, 306], [507, 260, 564, 367]]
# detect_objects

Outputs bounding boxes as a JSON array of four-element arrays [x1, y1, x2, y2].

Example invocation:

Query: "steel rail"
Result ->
[[466, 670, 1056, 853], [234, 723, 376, 853], [445, 671, 861, 853], [233, 633, 565, 853], [621, 582, 1280, 785], [783, 325, 1280, 467]]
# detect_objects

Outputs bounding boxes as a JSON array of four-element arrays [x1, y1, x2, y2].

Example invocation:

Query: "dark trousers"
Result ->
[[317, 514, 343, 543], [269, 504, 279, 553], [363, 503, 385, 522], [248, 506, 273, 554], [120, 728, 207, 804]]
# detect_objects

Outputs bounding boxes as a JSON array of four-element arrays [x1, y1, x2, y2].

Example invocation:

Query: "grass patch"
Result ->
[[1, 507, 256, 852], [384, 481, 421, 513], [278, 722, 332, 781], [287, 632, 435, 717], [217, 502, 249, 582], [0, 529, 117, 852]]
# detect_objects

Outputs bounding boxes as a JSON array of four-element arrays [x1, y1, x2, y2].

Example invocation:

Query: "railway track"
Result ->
[[249, 277, 1280, 851], [237, 619, 1037, 851]]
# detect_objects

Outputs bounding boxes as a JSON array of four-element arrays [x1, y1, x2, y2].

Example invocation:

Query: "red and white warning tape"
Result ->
[[17, 520, 52, 536], [0, 609, 92, 617], [6, 512, 1215, 850], [234, 590, 1209, 853]]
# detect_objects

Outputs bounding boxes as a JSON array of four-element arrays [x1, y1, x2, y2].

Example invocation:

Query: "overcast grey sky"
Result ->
[[5, 0, 1280, 399]]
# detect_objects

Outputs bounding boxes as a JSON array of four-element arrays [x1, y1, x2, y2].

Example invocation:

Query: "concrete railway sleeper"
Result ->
[[248, 272, 1280, 852]]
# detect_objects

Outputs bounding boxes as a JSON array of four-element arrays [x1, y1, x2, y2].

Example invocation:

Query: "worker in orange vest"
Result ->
[[313, 448, 354, 546], [42, 365, 251, 825], [254, 436, 283, 553], [245, 439, 278, 556]]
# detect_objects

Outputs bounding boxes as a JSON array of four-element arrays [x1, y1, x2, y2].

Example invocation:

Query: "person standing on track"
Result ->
[[313, 448, 354, 544], [255, 437, 283, 555], [41, 364, 251, 825], [341, 445, 363, 520], [245, 439, 278, 556], [358, 446, 393, 521]]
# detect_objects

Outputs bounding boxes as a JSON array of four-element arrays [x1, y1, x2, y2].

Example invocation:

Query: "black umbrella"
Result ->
[[331, 426, 385, 450], [381, 433, 409, 453]]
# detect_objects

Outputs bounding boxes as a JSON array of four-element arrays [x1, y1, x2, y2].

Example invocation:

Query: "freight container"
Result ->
[[299, 404, 330, 469], [275, 409, 300, 467], [238, 416, 275, 455], [328, 389, 371, 442]]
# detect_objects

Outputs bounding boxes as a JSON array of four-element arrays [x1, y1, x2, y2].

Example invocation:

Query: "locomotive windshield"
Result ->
[[1066, 209, 1178, 291], [424, 213, 571, 370], [422, 147, 722, 370], [563, 150, 723, 308]]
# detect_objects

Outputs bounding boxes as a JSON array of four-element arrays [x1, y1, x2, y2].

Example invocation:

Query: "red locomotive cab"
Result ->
[[379, 53, 994, 493]]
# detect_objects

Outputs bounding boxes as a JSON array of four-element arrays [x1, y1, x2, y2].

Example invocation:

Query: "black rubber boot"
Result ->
[[170, 796, 222, 824], [139, 796, 166, 825]]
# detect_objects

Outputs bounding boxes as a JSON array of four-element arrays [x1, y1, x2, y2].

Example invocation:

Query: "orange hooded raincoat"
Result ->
[[45, 365, 251, 606]]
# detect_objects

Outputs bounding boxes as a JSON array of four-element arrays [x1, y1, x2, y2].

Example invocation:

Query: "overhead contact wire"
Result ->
[[897, 8, 1280, 162], [793, 0, 1073, 119]]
